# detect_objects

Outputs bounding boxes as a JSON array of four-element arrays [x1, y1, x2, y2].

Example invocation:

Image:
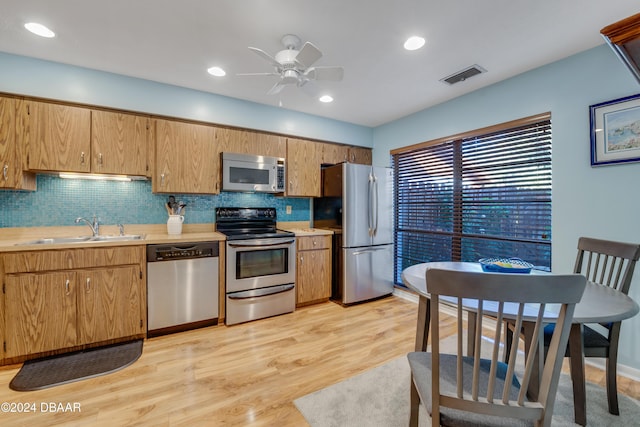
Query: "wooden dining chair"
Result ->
[[408, 268, 586, 427], [504, 236, 640, 415]]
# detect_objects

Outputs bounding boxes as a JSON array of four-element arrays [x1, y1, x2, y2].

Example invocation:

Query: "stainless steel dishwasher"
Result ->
[[147, 242, 219, 337]]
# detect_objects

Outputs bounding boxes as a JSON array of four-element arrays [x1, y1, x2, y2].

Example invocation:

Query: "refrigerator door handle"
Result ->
[[372, 174, 379, 237], [368, 172, 374, 236]]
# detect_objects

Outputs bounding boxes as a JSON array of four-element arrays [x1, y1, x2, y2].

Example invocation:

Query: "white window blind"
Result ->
[[392, 115, 552, 284]]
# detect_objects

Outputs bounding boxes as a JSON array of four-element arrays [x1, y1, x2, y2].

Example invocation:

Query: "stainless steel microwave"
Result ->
[[222, 152, 286, 193]]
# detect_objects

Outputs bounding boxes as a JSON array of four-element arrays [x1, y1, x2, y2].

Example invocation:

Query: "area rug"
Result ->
[[294, 338, 640, 426], [9, 339, 143, 391]]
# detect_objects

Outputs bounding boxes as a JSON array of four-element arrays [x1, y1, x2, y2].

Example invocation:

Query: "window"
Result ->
[[392, 113, 552, 285]]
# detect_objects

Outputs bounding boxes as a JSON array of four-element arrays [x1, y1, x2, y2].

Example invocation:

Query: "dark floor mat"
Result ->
[[9, 339, 143, 391]]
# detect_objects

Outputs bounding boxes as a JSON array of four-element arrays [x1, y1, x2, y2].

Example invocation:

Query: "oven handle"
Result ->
[[228, 239, 295, 248], [228, 284, 295, 300]]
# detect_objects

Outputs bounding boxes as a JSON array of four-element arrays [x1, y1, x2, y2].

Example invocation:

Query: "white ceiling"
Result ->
[[0, 1, 637, 127]]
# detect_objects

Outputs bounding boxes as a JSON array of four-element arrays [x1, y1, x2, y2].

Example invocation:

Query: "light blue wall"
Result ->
[[0, 51, 371, 227], [373, 45, 640, 372], [0, 52, 372, 146]]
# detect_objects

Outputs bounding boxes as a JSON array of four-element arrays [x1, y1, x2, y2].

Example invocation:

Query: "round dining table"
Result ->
[[401, 261, 640, 426]]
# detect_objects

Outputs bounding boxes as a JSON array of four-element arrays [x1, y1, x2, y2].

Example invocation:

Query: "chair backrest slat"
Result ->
[[575, 237, 640, 295], [426, 268, 586, 427]]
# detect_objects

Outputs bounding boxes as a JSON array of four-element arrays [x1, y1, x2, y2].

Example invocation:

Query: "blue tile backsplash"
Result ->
[[0, 175, 310, 228]]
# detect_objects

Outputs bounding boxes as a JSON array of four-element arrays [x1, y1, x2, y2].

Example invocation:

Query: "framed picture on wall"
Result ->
[[590, 93, 640, 166]]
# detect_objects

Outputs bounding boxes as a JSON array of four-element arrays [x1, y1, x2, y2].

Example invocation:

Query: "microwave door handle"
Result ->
[[228, 239, 295, 248]]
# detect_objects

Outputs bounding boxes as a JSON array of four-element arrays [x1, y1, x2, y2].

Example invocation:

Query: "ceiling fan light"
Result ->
[[404, 36, 425, 51], [207, 66, 226, 77], [319, 95, 333, 103], [24, 22, 55, 38]]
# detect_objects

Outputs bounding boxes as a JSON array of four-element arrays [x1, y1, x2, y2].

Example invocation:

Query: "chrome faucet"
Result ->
[[75, 215, 100, 237]]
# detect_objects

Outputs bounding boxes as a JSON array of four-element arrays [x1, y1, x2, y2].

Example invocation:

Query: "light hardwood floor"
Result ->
[[0, 295, 637, 426]]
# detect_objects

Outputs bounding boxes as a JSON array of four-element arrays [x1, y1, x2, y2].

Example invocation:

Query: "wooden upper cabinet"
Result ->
[[0, 96, 16, 188], [0, 96, 33, 190], [24, 100, 91, 173], [216, 127, 286, 158], [321, 142, 350, 165], [154, 118, 218, 194], [286, 137, 322, 197], [91, 110, 149, 176], [348, 146, 372, 165], [321, 142, 372, 165]]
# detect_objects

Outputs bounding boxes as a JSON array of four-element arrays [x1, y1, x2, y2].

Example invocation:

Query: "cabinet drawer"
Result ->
[[297, 235, 331, 251], [3, 246, 144, 273]]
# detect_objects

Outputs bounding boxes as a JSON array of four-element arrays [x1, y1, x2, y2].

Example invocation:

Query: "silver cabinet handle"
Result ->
[[80, 152, 86, 165], [160, 173, 165, 186], [2, 164, 7, 181], [289, 180, 293, 191], [65, 279, 70, 295], [85, 277, 91, 293], [98, 153, 103, 165], [300, 255, 303, 265]]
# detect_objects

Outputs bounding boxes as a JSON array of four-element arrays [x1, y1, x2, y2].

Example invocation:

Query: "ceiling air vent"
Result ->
[[440, 64, 487, 85]]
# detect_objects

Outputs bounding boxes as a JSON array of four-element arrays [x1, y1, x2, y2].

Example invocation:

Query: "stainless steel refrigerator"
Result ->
[[322, 163, 394, 304]]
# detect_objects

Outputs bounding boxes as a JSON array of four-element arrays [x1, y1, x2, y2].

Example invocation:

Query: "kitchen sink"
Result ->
[[88, 234, 146, 242], [17, 236, 92, 245], [16, 234, 145, 245]]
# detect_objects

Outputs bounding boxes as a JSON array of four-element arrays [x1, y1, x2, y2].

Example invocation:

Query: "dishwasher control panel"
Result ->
[[147, 242, 219, 262]]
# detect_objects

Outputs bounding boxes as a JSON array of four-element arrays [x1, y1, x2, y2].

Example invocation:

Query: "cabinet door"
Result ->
[[321, 143, 350, 165], [286, 138, 322, 197], [25, 100, 91, 172], [77, 266, 142, 344], [0, 96, 17, 188], [154, 119, 218, 194], [348, 146, 372, 165], [4, 272, 78, 358], [296, 248, 331, 306], [91, 110, 149, 176], [217, 128, 286, 158]]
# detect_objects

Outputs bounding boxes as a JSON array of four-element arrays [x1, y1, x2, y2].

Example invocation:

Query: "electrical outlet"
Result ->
[[286, 205, 292, 214]]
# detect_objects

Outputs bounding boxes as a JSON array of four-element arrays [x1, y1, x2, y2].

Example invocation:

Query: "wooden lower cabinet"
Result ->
[[77, 266, 141, 344], [1, 246, 145, 363], [296, 235, 332, 307], [4, 271, 78, 358]]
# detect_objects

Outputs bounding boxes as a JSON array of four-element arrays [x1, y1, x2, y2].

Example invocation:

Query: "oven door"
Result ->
[[226, 237, 296, 293]]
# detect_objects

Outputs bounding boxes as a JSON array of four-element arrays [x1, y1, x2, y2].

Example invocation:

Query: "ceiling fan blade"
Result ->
[[267, 81, 286, 95], [295, 42, 323, 68], [236, 72, 279, 77], [248, 47, 282, 70], [305, 66, 344, 81]]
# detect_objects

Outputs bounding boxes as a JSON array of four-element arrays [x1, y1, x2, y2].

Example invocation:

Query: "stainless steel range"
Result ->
[[216, 207, 296, 325]]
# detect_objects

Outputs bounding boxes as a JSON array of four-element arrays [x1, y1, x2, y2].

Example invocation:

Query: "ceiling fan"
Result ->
[[238, 34, 344, 96]]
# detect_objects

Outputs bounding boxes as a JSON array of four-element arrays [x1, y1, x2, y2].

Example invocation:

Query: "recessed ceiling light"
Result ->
[[319, 95, 333, 103], [24, 22, 55, 38], [404, 36, 425, 51], [207, 66, 226, 77]]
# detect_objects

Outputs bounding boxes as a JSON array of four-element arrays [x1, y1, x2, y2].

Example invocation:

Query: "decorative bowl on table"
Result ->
[[478, 257, 534, 274]]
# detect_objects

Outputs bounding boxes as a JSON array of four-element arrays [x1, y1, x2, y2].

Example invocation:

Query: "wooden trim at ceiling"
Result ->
[[390, 112, 551, 156]]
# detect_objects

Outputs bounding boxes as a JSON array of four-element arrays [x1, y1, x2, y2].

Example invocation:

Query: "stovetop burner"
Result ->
[[215, 207, 295, 241]]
